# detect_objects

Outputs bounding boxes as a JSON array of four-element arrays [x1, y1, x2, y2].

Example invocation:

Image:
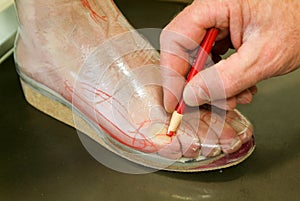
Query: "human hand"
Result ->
[[160, 0, 300, 112]]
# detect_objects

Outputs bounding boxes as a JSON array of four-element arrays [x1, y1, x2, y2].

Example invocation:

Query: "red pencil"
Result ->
[[166, 28, 219, 137]]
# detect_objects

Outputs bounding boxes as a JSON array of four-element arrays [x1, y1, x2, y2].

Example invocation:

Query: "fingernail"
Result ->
[[222, 138, 242, 154], [183, 85, 209, 106], [237, 94, 252, 104], [230, 138, 242, 150], [211, 146, 221, 156]]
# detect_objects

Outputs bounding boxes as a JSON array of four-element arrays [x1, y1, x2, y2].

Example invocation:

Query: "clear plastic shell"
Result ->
[[14, 0, 255, 173]]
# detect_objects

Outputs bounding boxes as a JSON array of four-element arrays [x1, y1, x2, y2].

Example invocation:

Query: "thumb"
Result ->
[[183, 44, 263, 106]]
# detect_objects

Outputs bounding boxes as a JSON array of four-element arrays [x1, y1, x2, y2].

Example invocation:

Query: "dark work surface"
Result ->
[[1, 1, 300, 201]]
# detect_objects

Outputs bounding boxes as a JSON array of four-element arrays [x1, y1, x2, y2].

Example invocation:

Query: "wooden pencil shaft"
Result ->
[[175, 28, 219, 115], [167, 28, 219, 136]]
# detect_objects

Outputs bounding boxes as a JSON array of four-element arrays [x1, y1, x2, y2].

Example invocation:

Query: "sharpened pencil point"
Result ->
[[166, 110, 184, 137], [166, 130, 175, 137]]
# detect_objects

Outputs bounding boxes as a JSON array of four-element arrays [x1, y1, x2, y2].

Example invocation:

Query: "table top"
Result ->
[[1, 1, 299, 200]]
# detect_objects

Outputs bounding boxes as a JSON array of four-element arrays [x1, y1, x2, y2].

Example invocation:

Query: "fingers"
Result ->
[[161, 0, 300, 110], [249, 85, 258, 95], [236, 89, 253, 104], [160, 0, 260, 109], [211, 86, 257, 110], [161, 54, 189, 113], [182, 40, 263, 106], [160, 0, 233, 112]]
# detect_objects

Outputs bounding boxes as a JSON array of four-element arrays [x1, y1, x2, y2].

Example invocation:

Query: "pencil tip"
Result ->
[[166, 131, 175, 137]]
